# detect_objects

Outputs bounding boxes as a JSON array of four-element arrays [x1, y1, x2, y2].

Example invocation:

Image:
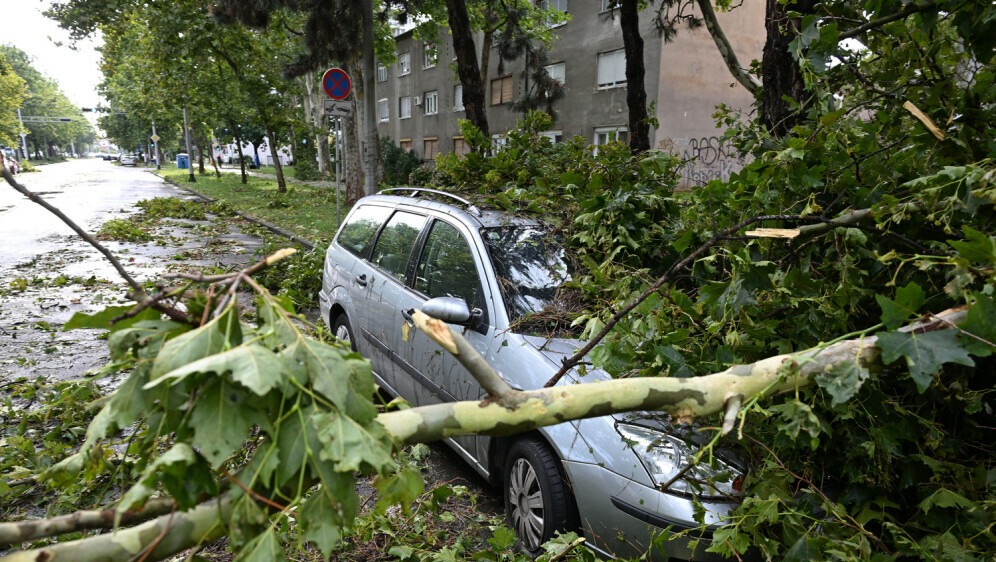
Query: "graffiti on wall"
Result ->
[[659, 136, 748, 187]]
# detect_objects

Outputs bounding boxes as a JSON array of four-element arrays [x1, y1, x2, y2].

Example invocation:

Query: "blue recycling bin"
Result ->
[[176, 153, 189, 169]]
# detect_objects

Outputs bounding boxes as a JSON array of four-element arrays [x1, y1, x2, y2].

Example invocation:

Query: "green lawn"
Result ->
[[157, 168, 349, 244]]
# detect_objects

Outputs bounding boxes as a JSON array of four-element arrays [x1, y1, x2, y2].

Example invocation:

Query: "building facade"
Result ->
[[375, 1, 763, 186]]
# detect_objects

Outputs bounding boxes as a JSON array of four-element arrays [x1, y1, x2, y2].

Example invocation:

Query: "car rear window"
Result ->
[[336, 205, 393, 258]]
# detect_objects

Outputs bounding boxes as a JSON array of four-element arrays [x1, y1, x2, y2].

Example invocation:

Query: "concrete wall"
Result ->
[[654, 2, 765, 186], [375, 1, 764, 186]]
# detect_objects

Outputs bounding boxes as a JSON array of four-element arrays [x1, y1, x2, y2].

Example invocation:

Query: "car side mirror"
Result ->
[[421, 297, 471, 324]]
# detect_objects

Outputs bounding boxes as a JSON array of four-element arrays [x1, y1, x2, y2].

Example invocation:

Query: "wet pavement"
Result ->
[[0, 158, 263, 382]]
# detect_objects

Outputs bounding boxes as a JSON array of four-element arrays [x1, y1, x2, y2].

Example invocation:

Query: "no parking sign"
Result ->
[[322, 68, 351, 100]]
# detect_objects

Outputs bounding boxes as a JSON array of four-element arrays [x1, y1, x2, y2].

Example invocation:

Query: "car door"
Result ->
[[359, 209, 428, 398], [393, 218, 496, 469], [332, 204, 393, 367]]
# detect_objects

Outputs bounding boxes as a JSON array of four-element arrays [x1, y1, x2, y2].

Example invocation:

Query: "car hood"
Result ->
[[519, 335, 611, 385]]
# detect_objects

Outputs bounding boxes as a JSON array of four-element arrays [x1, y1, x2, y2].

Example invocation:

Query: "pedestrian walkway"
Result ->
[[217, 165, 340, 190]]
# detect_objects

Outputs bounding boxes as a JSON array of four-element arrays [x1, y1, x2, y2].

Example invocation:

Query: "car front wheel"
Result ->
[[332, 314, 356, 352], [504, 437, 577, 555]]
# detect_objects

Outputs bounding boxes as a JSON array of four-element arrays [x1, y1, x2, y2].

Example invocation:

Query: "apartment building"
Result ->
[[375, 1, 764, 186]]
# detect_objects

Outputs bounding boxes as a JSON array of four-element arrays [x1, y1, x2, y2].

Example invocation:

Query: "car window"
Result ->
[[371, 211, 427, 282], [481, 226, 573, 322], [416, 221, 482, 309], [337, 205, 393, 258]]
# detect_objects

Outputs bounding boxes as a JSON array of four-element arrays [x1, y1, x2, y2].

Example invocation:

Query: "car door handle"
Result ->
[[354, 274, 367, 287], [401, 308, 415, 322]]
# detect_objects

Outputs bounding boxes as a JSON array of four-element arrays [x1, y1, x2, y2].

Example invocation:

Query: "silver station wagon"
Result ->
[[319, 189, 742, 560]]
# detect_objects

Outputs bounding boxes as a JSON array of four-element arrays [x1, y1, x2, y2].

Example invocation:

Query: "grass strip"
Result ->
[[157, 167, 348, 244]]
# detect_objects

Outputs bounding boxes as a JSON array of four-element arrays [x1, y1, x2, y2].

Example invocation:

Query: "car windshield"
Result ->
[[481, 225, 575, 325]]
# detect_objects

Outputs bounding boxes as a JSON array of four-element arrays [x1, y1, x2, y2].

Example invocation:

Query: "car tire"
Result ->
[[332, 314, 356, 351], [504, 437, 578, 556]]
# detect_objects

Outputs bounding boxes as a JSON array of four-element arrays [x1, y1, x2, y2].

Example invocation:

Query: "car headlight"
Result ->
[[617, 423, 743, 499]]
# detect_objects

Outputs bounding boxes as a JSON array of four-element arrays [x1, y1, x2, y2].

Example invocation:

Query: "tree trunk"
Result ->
[[620, 0, 651, 153], [262, 117, 287, 193], [761, 0, 815, 136], [303, 73, 327, 176], [344, 105, 363, 206], [231, 123, 248, 184], [446, 0, 489, 139]]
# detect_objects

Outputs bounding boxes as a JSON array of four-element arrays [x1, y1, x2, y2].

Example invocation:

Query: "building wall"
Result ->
[[375, 1, 763, 187], [655, 2, 765, 186]]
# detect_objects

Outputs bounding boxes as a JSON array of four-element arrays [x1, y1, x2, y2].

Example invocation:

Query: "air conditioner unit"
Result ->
[[414, 96, 422, 106]]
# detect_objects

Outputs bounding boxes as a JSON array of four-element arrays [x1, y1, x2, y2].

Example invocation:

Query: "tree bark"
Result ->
[[229, 119, 248, 184], [261, 115, 287, 193], [620, 0, 651, 153], [761, 0, 815, 136], [446, 0, 489, 139], [695, 0, 761, 94]]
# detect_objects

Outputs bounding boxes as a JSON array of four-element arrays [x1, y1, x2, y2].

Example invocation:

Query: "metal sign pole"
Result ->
[[335, 116, 341, 226]]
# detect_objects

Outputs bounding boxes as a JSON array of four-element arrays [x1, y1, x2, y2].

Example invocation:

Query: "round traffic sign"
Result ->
[[322, 68, 351, 100]]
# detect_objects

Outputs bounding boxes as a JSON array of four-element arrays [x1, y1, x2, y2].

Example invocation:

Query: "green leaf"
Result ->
[[119, 443, 198, 513], [150, 306, 241, 380], [783, 535, 824, 562], [300, 490, 344, 555], [149, 343, 285, 395], [948, 226, 996, 265], [918, 488, 974, 514], [188, 379, 261, 467], [374, 466, 425, 514], [234, 528, 283, 562], [315, 413, 394, 474], [877, 330, 975, 392], [287, 339, 376, 423], [63, 306, 161, 332], [958, 292, 996, 357], [875, 283, 925, 330], [815, 360, 870, 407]]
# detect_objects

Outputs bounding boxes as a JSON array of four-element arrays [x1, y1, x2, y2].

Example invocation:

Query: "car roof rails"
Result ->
[[380, 187, 481, 217]]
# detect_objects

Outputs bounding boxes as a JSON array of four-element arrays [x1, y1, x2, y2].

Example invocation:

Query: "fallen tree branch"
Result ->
[[695, 0, 761, 94], [411, 311, 515, 401], [838, 0, 938, 41], [0, 494, 231, 562], [0, 497, 178, 546], [385, 307, 967, 445]]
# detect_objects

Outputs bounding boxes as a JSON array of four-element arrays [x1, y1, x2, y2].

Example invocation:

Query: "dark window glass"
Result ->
[[336, 205, 393, 258], [371, 211, 427, 282], [416, 221, 481, 308], [481, 226, 572, 322]]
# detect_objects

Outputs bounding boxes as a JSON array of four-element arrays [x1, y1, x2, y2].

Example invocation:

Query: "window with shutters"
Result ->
[[378, 98, 389, 122], [453, 136, 470, 157], [490, 75, 514, 105], [398, 52, 411, 76], [593, 126, 628, 154], [545, 62, 566, 86], [399, 139, 412, 152], [377, 63, 387, 83], [424, 91, 438, 115], [423, 44, 437, 68], [540, 130, 564, 144], [596, 48, 627, 89], [540, 0, 567, 27], [423, 138, 439, 160], [399, 97, 412, 119]]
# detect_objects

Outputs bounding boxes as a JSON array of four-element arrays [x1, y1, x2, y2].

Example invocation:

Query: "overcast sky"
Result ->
[[4, 0, 105, 112]]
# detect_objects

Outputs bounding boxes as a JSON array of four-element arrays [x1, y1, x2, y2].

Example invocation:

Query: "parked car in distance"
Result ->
[[320, 189, 743, 561], [102, 154, 114, 161], [120, 154, 137, 166]]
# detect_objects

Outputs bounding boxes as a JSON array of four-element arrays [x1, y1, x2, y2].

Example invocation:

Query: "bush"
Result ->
[[380, 136, 422, 186]]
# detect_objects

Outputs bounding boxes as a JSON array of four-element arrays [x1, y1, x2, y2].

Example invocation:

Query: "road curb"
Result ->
[[156, 172, 317, 251]]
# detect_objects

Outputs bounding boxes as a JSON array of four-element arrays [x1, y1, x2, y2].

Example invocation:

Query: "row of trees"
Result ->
[[0, 46, 97, 159]]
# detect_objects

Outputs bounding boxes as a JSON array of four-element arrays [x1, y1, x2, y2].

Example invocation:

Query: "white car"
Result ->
[[120, 155, 137, 166]]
